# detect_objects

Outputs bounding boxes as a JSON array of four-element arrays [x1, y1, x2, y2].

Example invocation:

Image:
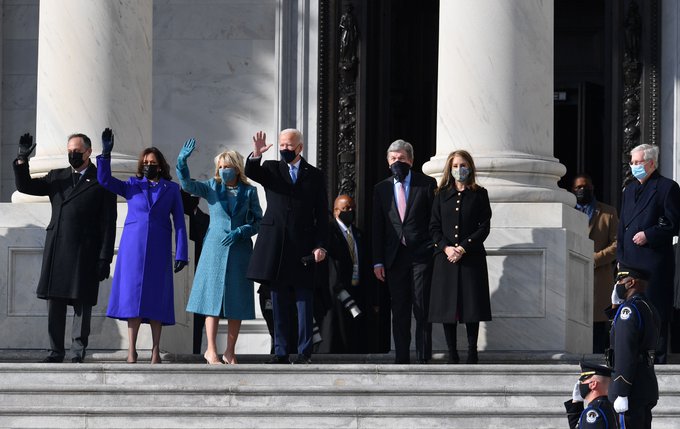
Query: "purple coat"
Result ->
[[97, 156, 188, 325]]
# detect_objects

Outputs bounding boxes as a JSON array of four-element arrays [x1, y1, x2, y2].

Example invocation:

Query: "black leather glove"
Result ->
[[17, 133, 36, 162], [174, 260, 188, 273], [97, 260, 110, 281], [101, 128, 114, 157]]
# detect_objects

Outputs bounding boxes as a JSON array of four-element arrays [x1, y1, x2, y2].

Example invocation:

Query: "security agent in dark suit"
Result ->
[[564, 362, 617, 429], [318, 194, 375, 353], [617, 143, 680, 364], [372, 139, 436, 364], [13, 132, 117, 363], [607, 266, 659, 429], [245, 130, 328, 364]]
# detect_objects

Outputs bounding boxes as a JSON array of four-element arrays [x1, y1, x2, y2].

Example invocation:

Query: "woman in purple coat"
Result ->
[[97, 128, 188, 364]]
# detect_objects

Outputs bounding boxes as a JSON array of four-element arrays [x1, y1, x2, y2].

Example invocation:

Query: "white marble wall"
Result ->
[[661, 0, 680, 180], [152, 0, 277, 185], [1, 0, 39, 202]]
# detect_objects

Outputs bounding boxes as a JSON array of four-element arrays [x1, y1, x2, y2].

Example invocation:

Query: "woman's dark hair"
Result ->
[[136, 147, 172, 181]]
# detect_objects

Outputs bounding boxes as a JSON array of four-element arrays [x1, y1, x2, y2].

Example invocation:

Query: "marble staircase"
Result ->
[[0, 358, 679, 428]]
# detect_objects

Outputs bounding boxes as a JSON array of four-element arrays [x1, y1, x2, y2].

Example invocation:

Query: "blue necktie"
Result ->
[[290, 165, 297, 183]]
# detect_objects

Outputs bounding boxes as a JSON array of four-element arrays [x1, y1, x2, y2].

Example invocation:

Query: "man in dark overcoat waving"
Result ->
[[13, 132, 117, 363], [245, 129, 328, 364]]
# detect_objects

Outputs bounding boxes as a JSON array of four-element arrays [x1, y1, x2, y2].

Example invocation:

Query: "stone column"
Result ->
[[423, 0, 593, 353], [12, 0, 151, 202]]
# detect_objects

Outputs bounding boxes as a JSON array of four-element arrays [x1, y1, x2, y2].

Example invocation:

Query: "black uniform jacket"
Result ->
[[564, 395, 618, 429], [372, 171, 436, 269], [13, 160, 117, 305], [608, 293, 659, 406], [244, 155, 328, 286]]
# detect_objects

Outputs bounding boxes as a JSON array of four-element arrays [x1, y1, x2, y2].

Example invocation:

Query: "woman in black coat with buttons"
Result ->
[[429, 150, 492, 364]]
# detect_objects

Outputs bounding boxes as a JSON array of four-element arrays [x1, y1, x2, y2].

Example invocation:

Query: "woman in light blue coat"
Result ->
[[177, 139, 262, 364]]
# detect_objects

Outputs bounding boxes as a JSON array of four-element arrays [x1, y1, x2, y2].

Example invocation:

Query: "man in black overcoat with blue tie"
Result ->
[[372, 139, 436, 364], [245, 129, 328, 364], [617, 143, 680, 363]]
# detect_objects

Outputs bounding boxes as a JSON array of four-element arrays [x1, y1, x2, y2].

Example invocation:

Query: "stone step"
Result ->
[[1, 363, 678, 428], [2, 406, 680, 429]]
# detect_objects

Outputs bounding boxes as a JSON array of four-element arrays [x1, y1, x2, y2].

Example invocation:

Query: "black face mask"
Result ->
[[578, 381, 591, 399], [143, 164, 159, 180], [615, 283, 629, 301], [338, 210, 355, 226], [574, 188, 593, 205], [68, 152, 85, 169], [280, 149, 297, 163], [390, 161, 411, 182]]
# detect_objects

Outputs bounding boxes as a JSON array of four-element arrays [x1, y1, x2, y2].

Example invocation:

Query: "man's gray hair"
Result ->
[[631, 144, 659, 165], [386, 139, 414, 161], [280, 128, 303, 144]]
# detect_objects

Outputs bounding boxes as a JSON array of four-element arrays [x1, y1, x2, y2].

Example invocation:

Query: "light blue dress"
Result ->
[[177, 163, 262, 319]]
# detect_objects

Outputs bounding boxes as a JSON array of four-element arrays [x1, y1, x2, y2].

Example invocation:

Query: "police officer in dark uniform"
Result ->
[[564, 361, 617, 429], [607, 265, 660, 428]]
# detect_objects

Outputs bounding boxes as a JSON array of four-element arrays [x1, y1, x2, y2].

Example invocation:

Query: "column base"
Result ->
[[476, 202, 593, 353], [423, 152, 576, 205]]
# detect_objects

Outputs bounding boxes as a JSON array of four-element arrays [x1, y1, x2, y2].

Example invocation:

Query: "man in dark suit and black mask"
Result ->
[[245, 129, 328, 364], [372, 139, 436, 364], [13, 132, 117, 363]]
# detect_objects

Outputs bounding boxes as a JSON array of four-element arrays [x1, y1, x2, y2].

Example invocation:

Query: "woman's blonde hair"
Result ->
[[437, 150, 480, 193], [214, 150, 249, 185]]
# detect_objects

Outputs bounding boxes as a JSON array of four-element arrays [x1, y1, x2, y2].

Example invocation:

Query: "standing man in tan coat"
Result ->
[[572, 174, 619, 353]]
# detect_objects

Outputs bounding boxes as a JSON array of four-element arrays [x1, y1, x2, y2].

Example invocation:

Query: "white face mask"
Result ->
[[451, 166, 470, 183]]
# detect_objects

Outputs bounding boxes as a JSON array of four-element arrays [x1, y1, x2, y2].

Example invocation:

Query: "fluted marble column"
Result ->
[[12, 0, 151, 202], [424, 0, 593, 353], [424, 0, 573, 205]]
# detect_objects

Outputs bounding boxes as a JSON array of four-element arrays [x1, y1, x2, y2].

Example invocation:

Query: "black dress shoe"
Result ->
[[266, 355, 290, 364], [448, 351, 460, 364], [292, 355, 312, 365], [39, 356, 64, 363], [466, 350, 478, 364], [71, 356, 83, 363], [416, 359, 428, 364], [394, 359, 410, 364]]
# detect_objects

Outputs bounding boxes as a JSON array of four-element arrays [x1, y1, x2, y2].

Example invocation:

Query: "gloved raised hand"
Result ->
[[571, 381, 584, 403], [101, 128, 114, 157], [611, 282, 624, 305], [613, 396, 628, 413], [174, 260, 188, 273], [221, 229, 242, 247], [17, 133, 36, 162], [97, 260, 110, 281], [178, 138, 196, 161]]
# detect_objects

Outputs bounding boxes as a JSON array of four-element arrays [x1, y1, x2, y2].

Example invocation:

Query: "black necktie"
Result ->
[[72, 172, 81, 187]]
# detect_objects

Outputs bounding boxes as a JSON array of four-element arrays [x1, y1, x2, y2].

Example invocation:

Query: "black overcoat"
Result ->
[[428, 185, 492, 323], [617, 171, 680, 321], [13, 161, 117, 305], [244, 156, 328, 287]]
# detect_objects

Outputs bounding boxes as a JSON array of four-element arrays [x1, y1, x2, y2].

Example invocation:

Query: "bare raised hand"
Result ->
[[252, 131, 272, 156]]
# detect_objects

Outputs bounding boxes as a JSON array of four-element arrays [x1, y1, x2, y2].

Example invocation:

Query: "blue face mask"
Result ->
[[631, 163, 647, 181], [219, 167, 237, 184]]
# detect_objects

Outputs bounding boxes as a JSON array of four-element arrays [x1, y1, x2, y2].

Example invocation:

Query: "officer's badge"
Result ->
[[586, 409, 599, 423], [621, 307, 632, 320]]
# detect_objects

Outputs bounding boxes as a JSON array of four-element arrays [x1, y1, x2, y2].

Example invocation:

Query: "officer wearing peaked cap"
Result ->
[[564, 361, 617, 428], [607, 264, 659, 428]]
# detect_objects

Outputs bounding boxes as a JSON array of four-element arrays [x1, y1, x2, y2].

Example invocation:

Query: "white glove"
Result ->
[[571, 381, 584, 403], [611, 283, 624, 305], [614, 396, 628, 413]]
